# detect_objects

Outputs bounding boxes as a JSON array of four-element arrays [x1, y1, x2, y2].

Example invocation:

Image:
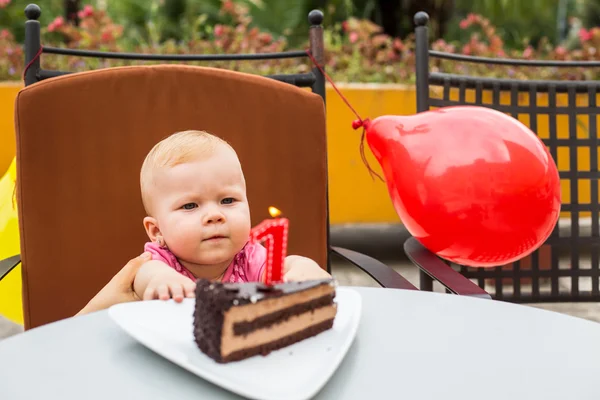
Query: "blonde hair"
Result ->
[[140, 130, 232, 213]]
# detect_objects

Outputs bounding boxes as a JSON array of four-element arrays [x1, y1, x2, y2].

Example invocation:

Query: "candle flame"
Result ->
[[268, 206, 282, 218]]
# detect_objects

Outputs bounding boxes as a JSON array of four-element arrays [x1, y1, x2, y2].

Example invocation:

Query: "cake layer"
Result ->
[[221, 304, 337, 358], [221, 318, 335, 363], [223, 283, 335, 332], [233, 293, 335, 335]]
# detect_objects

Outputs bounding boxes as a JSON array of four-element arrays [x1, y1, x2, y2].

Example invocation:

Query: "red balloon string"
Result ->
[[22, 45, 44, 81], [305, 50, 363, 122], [305, 50, 383, 181]]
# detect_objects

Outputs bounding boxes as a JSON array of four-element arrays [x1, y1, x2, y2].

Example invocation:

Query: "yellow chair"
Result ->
[[0, 157, 23, 324]]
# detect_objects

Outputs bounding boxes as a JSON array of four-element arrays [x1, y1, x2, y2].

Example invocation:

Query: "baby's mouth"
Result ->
[[203, 235, 227, 242]]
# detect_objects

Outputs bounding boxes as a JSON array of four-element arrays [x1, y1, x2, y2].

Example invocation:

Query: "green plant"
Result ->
[[0, 0, 65, 42], [2, 3, 600, 84], [0, 28, 22, 79], [323, 16, 413, 83], [582, 0, 600, 29], [431, 13, 600, 81], [447, 0, 578, 49]]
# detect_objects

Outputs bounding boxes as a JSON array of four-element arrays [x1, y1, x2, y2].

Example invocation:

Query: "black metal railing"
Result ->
[[428, 50, 600, 67], [409, 10, 600, 303], [22, 4, 327, 101]]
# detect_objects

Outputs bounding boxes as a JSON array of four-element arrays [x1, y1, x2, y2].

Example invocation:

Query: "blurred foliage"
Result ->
[[3, 0, 598, 48], [2, 0, 600, 82], [582, 0, 600, 28], [445, 0, 579, 49], [0, 0, 65, 42], [102, 0, 311, 47]]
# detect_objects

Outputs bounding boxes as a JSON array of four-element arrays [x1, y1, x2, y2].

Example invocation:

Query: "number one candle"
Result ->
[[250, 206, 289, 285]]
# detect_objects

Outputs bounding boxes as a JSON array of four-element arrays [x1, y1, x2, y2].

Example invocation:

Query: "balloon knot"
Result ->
[[352, 118, 371, 130], [356, 118, 384, 183]]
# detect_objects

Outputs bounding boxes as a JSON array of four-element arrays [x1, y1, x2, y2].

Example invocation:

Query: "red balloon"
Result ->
[[355, 106, 561, 267]]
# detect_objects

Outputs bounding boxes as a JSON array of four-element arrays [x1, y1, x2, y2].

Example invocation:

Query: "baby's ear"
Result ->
[[143, 216, 161, 242]]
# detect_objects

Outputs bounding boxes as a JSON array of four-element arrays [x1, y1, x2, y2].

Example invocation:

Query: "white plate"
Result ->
[[108, 287, 362, 400]]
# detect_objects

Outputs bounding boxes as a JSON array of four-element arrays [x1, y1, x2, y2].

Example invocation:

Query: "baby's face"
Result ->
[[149, 146, 251, 266]]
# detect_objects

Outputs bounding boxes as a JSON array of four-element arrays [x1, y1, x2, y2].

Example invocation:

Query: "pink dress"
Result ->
[[144, 241, 266, 283]]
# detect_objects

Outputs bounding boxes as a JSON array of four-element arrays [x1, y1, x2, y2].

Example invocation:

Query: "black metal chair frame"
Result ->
[[404, 11, 600, 302], [0, 3, 417, 291]]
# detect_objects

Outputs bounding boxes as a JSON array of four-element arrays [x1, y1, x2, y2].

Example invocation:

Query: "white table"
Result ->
[[1, 287, 599, 399]]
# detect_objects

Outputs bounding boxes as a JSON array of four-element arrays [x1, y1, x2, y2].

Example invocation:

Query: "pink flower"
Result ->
[[349, 32, 358, 43], [555, 46, 566, 56], [214, 24, 224, 37], [258, 32, 272, 44], [0, 0, 11, 9], [341, 21, 348, 32], [522, 46, 533, 58], [78, 4, 94, 19], [101, 30, 113, 42], [0, 29, 11, 39], [222, 0, 234, 13], [47, 16, 65, 32], [490, 36, 503, 49], [393, 38, 403, 51], [459, 19, 469, 29], [579, 28, 592, 42]]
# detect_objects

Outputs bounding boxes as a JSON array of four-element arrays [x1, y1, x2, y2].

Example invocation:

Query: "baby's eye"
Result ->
[[182, 203, 198, 210], [221, 197, 235, 205]]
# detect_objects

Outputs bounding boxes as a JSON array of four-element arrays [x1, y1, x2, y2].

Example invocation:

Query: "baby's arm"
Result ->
[[133, 260, 196, 302], [282, 255, 332, 282]]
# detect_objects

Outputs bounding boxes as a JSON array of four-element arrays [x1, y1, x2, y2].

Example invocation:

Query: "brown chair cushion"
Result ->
[[15, 64, 328, 329]]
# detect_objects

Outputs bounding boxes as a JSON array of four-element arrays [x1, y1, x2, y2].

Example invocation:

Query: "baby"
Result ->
[[133, 130, 331, 302]]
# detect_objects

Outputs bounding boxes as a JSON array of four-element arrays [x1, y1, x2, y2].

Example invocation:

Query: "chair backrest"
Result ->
[[22, 4, 326, 101], [15, 65, 328, 329], [413, 12, 600, 303]]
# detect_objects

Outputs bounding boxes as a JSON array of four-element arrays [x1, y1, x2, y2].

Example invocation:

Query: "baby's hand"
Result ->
[[143, 270, 196, 303], [283, 255, 332, 282]]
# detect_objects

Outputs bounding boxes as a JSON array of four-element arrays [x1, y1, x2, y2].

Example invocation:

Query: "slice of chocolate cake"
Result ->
[[193, 279, 337, 363]]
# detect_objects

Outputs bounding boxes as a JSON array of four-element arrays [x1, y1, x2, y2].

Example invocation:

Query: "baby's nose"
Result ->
[[204, 211, 225, 224]]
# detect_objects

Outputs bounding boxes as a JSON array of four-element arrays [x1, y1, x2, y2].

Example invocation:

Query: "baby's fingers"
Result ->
[[170, 284, 184, 303], [143, 286, 157, 301], [184, 281, 196, 298], [156, 284, 170, 300]]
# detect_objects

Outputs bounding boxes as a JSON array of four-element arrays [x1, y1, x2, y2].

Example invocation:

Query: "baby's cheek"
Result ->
[[167, 221, 203, 250], [231, 219, 250, 241], [231, 209, 251, 234], [232, 229, 251, 252]]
